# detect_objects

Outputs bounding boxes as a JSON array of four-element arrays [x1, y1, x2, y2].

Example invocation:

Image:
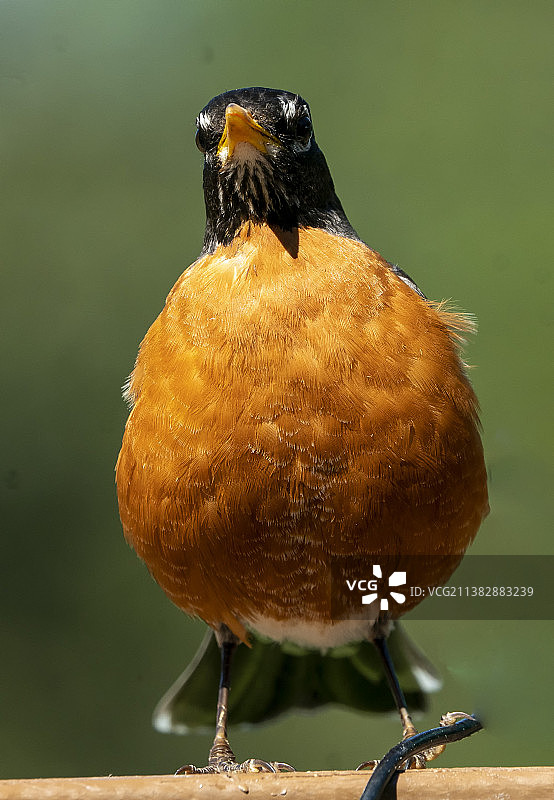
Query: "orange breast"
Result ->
[[116, 223, 488, 642]]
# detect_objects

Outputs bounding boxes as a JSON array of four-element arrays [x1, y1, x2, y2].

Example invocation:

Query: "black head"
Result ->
[[195, 87, 358, 253]]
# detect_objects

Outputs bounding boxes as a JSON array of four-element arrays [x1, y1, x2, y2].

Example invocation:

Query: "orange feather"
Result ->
[[116, 222, 488, 643]]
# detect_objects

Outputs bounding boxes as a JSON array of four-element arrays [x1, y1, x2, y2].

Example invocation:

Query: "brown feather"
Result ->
[[116, 223, 488, 643]]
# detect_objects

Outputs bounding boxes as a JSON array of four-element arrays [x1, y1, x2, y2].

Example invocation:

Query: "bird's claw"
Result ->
[[176, 758, 295, 774], [440, 710, 474, 726], [240, 758, 295, 772], [356, 710, 476, 773], [403, 710, 476, 768], [356, 755, 425, 771], [356, 759, 378, 771]]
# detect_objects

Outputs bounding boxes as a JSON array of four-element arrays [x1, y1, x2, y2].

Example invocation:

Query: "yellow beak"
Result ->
[[217, 103, 280, 163]]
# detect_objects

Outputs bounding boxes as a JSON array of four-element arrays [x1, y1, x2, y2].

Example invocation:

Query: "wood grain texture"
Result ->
[[116, 222, 488, 643], [1, 769, 552, 800]]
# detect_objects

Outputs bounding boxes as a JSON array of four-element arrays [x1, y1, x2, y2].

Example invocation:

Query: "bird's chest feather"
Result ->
[[125, 224, 474, 460], [116, 225, 486, 629]]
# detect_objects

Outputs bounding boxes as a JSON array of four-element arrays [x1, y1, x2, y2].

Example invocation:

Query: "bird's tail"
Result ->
[[152, 625, 441, 734]]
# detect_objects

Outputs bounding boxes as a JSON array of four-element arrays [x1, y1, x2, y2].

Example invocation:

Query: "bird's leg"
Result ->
[[378, 636, 469, 766], [358, 635, 445, 770], [176, 626, 294, 774], [373, 635, 418, 741], [206, 631, 239, 768]]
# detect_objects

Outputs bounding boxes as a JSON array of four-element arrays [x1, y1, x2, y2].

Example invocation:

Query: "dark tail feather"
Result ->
[[153, 624, 441, 734]]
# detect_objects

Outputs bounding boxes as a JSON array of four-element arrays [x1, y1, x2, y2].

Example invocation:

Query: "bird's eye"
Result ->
[[195, 126, 208, 153], [295, 115, 312, 143]]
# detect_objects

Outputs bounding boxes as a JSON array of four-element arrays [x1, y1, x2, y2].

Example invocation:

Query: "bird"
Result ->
[[115, 86, 489, 773]]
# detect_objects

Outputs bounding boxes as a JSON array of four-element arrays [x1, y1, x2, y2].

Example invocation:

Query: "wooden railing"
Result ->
[[0, 768, 552, 799]]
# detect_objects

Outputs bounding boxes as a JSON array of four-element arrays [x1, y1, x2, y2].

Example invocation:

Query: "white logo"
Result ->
[[362, 564, 407, 610]]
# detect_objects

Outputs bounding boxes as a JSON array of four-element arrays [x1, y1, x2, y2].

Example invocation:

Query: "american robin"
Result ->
[[116, 87, 488, 773]]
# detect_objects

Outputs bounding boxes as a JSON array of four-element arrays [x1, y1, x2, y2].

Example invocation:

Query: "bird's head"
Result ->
[[195, 87, 356, 253]]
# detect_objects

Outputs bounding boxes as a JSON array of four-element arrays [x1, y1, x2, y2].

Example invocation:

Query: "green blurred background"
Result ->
[[2, 0, 552, 779]]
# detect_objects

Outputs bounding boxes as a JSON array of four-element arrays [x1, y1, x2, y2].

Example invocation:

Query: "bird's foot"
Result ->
[[177, 759, 295, 774], [398, 715, 426, 769], [176, 739, 295, 774], [401, 710, 476, 769], [356, 710, 475, 772]]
